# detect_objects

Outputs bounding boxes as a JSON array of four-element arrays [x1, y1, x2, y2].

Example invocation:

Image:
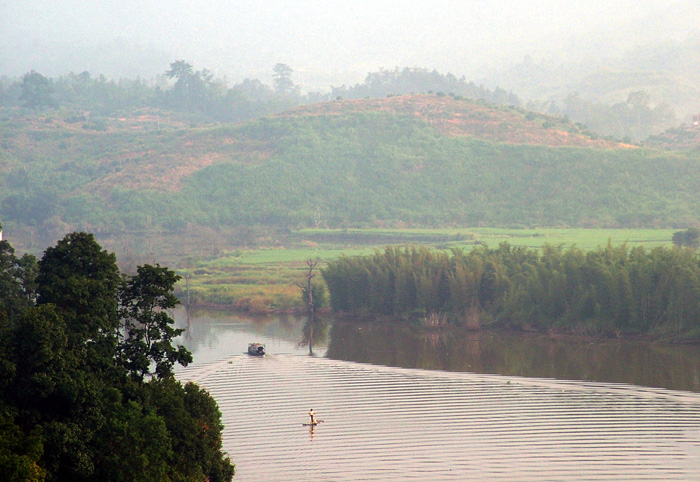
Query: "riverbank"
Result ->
[[171, 227, 677, 314]]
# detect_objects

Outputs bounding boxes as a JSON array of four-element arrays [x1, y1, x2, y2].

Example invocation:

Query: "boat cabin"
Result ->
[[248, 343, 265, 356]]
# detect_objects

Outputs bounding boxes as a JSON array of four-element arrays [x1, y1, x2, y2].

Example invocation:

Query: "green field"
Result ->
[[174, 227, 678, 310]]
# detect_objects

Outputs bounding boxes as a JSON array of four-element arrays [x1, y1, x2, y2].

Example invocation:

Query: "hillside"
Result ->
[[646, 124, 700, 151], [1, 94, 699, 256], [278, 95, 630, 149]]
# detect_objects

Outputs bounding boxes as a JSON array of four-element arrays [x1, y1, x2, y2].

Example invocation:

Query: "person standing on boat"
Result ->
[[309, 408, 315, 425]]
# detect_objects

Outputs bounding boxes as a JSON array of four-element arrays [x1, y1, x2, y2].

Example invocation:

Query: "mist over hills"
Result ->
[[2, 1, 700, 256], [486, 33, 700, 122], [2, 1, 698, 139]]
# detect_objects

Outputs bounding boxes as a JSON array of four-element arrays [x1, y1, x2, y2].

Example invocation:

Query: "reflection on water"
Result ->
[[171, 307, 316, 363], [173, 309, 700, 481], [173, 308, 700, 394], [327, 322, 700, 393], [298, 314, 331, 356]]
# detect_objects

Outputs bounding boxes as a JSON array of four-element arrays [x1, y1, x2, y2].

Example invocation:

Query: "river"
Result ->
[[173, 308, 700, 481]]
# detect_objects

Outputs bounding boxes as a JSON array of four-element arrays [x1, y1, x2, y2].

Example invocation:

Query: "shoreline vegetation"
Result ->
[[322, 243, 700, 343], [8, 227, 678, 317], [171, 227, 700, 344], [170, 227, 677, 310]]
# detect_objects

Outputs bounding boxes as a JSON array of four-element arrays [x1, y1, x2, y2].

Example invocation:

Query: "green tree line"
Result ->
[[2, 63, 683, 144], [0, 228, 234, 481], [0, 64, 524, 122], [322, 243, 700, 339], [0, 66, 287, 123], [328, 66, 522, 106]]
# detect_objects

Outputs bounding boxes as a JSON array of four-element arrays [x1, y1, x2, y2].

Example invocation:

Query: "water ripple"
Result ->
[[178, 355, 700, 481]]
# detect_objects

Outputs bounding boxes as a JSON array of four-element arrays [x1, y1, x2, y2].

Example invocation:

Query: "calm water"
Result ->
[[173, 308, 700, 481]]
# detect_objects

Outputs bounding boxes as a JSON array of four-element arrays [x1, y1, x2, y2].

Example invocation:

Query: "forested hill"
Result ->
[[275, 95, 630, 149], [1, 94, 700, 250]]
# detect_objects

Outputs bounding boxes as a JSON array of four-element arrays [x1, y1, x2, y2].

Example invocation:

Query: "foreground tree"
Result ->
[[0, 230, 38, 322], [118, 264, 193, 381], [148, 378, 234, 482], [0, 232, 234, 481], [36, 232, 120, 348], [0, 414, 46, 482]]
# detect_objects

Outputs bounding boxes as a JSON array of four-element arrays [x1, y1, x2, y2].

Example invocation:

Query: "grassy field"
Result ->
[[173, 227, 678, 311]]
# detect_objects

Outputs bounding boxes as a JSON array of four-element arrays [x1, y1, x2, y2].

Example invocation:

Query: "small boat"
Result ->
[[248, 343, 265, 356]]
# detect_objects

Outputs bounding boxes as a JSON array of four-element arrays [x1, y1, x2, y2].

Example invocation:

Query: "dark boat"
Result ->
[[248, 343, 265, 356]]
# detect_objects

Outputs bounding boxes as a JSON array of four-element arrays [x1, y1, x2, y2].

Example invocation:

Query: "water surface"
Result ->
[[174, 309, 700, 481]]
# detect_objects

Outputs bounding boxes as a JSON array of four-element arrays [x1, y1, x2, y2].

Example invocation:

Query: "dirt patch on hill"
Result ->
[[277, 94, 630, 149], [83, 137, 275, 195]]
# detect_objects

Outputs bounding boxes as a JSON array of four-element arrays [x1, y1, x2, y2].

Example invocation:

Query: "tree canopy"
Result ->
[[323, 243, 700, 339], [672, 228, 700, 249], [20, 71, 54, 110], [0, 232, 234, 481], [272, 63, 296, 96]]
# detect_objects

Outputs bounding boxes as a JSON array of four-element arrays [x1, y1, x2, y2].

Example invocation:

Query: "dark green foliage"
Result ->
[[0, 233, 234, 481], [323, 243, 700, 338], [148, 379, 234, 482], [91, 389, 173, 482], [118, 264, 193, 381], [672, 228, 700, 249], [36, 232, 121, 365], [0, 239, 37, 322], [7, 304, 100, 481], [0, 415, 46, 482]]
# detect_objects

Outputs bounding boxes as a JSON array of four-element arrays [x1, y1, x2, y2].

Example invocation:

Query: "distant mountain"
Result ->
[[483, 1, 700, 125], [1, 94, 699, 255]]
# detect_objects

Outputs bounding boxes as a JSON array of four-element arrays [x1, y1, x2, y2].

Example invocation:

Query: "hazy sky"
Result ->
[[1, 0, 697, 89]]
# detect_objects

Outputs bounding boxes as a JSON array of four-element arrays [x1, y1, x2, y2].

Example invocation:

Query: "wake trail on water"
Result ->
[[179, 354, 700, 481]]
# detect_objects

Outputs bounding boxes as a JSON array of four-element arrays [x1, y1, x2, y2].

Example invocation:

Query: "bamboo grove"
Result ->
[[322, 243, 700, 338]]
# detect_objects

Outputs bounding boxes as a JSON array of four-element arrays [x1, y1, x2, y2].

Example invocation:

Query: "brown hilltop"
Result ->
[[3, 96, 635, 198], [277, 94, 634, 149]]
